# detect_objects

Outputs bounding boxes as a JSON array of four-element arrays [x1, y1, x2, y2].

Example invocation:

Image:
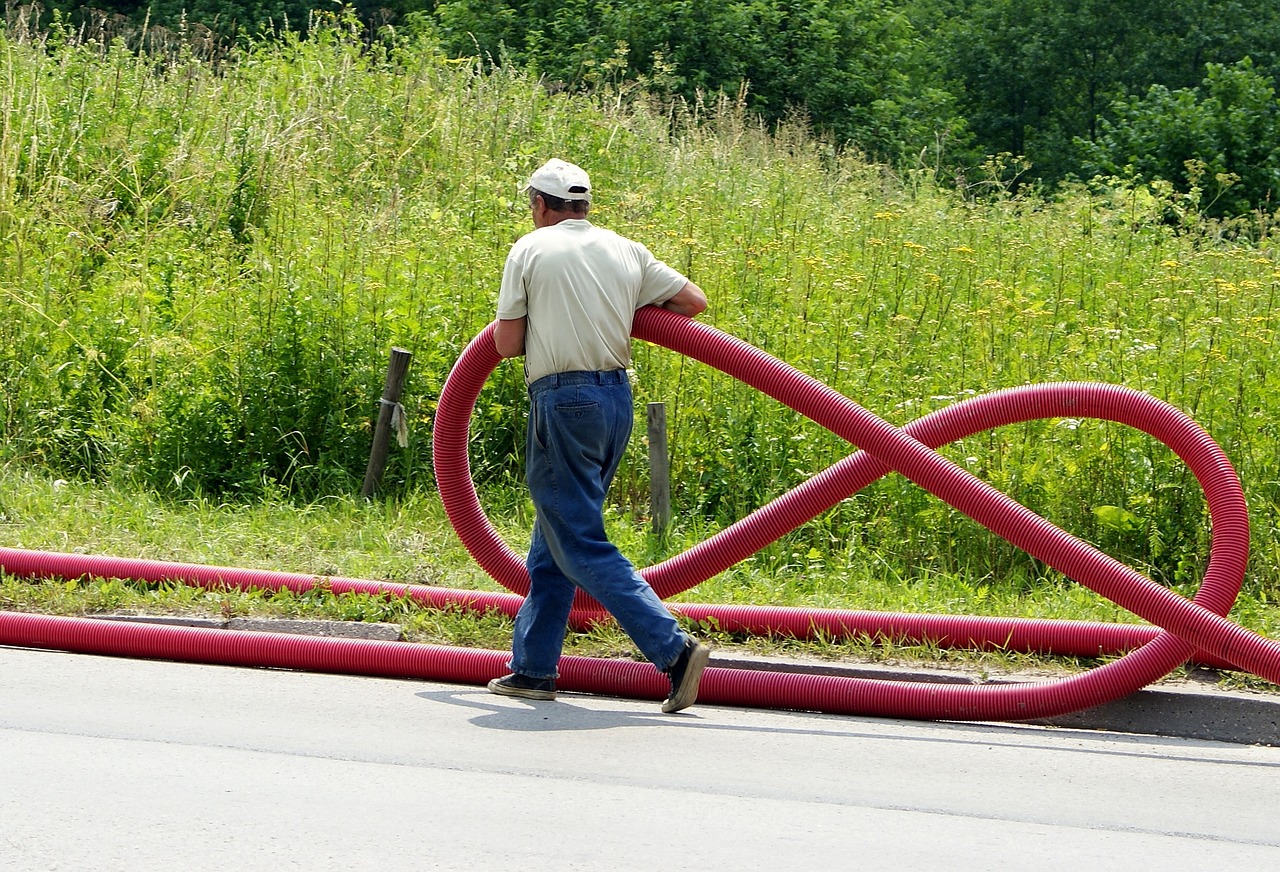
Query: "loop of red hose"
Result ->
[[3, 307, 1279, 721], [432, 306, 1280, 715]]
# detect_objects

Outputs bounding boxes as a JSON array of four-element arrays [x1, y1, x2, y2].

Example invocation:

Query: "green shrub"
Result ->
[[1081, 59, 1280, 220]]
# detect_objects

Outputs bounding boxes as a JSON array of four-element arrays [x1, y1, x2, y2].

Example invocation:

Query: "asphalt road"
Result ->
[[2, 645, 1277, 871]]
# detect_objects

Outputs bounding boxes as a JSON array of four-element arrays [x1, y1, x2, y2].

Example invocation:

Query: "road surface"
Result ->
[[2, 646, 1276, 870]]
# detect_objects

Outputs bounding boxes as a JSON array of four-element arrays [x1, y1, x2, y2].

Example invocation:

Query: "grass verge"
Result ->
[[2, 469, 1276, 694]]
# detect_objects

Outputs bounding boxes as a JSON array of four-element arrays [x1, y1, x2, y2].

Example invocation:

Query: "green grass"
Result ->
[[2, 469, 1275, 690], [2, 24, 1279, 690]]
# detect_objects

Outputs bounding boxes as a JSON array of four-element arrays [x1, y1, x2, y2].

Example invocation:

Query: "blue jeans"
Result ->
[[509, 370, 689, 680]]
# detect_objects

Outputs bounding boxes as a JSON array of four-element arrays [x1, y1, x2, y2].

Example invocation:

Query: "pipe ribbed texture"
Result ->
[[3, 307, 1278, 721]]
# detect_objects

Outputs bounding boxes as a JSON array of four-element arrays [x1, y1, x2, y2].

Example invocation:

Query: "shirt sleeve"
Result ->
[[634, 242, 690, 308], [496, 241, 529, 320]]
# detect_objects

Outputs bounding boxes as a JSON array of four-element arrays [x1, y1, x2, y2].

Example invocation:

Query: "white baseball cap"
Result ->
[[524, 158, 592, 203]]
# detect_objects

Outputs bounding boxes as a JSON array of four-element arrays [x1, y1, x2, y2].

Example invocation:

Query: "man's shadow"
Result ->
[[415, 688, 700, 732]]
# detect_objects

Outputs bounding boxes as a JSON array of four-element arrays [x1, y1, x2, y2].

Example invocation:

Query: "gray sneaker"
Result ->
[[662, 640, 711, 713], [488, 673, 557, 700]]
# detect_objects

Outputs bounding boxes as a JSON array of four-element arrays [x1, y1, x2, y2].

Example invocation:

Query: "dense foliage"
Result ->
[[916, 3, 1279, 172], [4, 23, 1280, 605], [1080, 59, 1280, 219], [12, 0, 1280, 213], [428, 0, 964, 167]]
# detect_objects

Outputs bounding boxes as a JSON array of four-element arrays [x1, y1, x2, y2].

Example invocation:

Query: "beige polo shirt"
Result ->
[[496, 219, 689, 384]]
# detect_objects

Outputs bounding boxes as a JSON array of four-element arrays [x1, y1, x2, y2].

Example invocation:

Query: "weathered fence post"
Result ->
[[647, 402, 670, 534], [362, 347, 413, 499]]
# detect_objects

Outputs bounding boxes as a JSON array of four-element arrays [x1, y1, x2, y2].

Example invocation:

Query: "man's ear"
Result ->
[[530, 194, 549, 226]]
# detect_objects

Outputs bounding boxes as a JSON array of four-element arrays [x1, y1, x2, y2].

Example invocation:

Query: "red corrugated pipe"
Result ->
[[431, 307, 1280, 711], [3, 307, 1278, 720]]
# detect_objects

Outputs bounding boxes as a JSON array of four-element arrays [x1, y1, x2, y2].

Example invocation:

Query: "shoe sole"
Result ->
[[662, 643, 711, 713], [487, 677, 556, 701]]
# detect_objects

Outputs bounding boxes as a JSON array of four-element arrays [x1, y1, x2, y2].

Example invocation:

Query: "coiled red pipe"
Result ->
[[431, 307, 1280, 710], [3, 307, 1279, 720]]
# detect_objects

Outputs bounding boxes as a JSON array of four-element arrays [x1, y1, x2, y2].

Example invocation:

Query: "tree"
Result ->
[[432, 0, 961, 164], [32, 0, 433, 39], [917, 0, 1280, 195], [1082, 58, 1280, 217]]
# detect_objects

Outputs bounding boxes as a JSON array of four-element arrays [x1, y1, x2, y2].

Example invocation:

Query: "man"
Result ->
[[487, 158, 711, 713]]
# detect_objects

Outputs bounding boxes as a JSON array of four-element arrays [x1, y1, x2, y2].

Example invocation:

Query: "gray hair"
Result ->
[[530, 188, 590, 214]]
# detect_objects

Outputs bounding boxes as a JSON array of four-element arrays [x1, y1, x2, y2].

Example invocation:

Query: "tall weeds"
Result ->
[[2, 21, 1279, 603]]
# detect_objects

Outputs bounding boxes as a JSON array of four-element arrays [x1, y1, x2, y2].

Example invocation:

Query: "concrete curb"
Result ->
[[95, 613, 404, 642]]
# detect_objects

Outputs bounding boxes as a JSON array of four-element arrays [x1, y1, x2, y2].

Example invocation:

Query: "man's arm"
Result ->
[[494, 317, 526, 357], [662, 281, 708, 317]]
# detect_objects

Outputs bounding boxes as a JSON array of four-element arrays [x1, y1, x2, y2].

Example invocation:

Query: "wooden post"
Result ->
[[362, 347, 413, 499], [647, 402, 670, 534]]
